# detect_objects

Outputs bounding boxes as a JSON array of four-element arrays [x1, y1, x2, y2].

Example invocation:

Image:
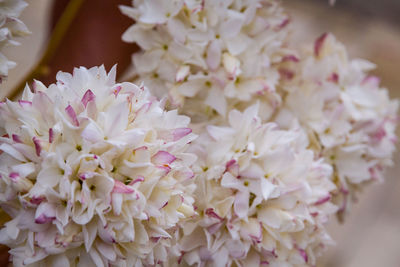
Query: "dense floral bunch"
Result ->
[[0, 0, 398, 266], [275, 33, 399, 218], [0, 0, 29, 82], [120, 0, 399, 265], [0, 66, 198, 266], [121, 0, 290, 122], [174, 104, 336, 266]]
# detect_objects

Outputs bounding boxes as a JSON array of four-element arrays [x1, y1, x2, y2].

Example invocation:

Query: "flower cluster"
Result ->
[[0, 0, 29, 82], [275, 33, 399, 218], [120, 0, 399, 265], [0, 66, 197, 266], [174, 104, 337, 266], [0, 0, 398, 266], [121, 0, 290, 121]]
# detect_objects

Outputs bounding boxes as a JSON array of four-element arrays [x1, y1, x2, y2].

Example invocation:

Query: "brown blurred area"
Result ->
[[41, 0, 138, 85], [0, 0, 399, 266], [0, 0, 138, 98]]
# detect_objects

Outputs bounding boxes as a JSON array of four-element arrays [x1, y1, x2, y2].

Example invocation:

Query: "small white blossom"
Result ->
[[0, 66, 197, 266]]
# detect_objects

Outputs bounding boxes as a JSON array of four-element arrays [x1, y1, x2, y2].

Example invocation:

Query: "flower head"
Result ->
[[275, 33, 399, 218], [174, 104, 337, 266], [0, 66, 197, 266], [121, 0, 290, 121]]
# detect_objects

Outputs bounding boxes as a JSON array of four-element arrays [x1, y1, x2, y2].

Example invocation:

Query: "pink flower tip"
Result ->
[[65, 105, 79, 127], [152, 151, 176, 165], [298, 248, 308, 263], [81, 89, 96, 107], [129, 176, 145, 185], [282, 55, 299, 63], [35, 214, 56, 224], [48, 128, 54, 143], [32, 137, 42, 156], [112, 180, 135, 194], [173, 128, 192, 141], [314, 194, 331, 206], [12, 134, 22, 143], [113, 86, 122, 97], [314, 33, 328, 57], [9, 172, 19, 180], [18, 100, 32, 107]]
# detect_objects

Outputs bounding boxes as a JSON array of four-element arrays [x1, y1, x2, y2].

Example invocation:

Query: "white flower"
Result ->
[[174, 104, 337, 266], [275, 33, 399, 218], [121, 0, 290, 121], [0, 0, 29, 82], [0, 66, 197, 266]]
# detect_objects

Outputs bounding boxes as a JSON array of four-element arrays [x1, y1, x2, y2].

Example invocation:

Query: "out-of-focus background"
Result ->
[[1, 0, 399, 266]]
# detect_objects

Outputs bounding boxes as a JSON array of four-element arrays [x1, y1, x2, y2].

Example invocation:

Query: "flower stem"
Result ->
[[6, 0, 85, 100]]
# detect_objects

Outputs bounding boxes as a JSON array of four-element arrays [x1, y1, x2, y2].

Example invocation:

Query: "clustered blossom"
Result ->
[[121, 0, 290, 121], [275, 33, 399, 218], [120, 0, 399, 265], [174, 104, 337, 266], [0, 0, 398, 266], [0, 66, 198, 266], [0, 0, 29, 82]]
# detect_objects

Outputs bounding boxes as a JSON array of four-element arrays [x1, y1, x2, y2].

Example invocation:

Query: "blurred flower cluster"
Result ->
[[0, 0, 29, 82], [0, 0, 397, 266]]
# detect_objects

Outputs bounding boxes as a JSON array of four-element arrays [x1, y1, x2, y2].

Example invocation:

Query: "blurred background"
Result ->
[[0, 0, 399, 266]]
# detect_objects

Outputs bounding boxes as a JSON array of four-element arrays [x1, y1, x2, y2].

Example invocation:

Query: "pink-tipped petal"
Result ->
[[112, 180, 135, 194], [207, 222, 223, 234], [78, 172, 96, 180], [129, 176, 145, 185], [314, 33, 328, 57], [35, 202, 57, 224], [152, 151, 176, 165], [362, 75, 380, 87], [281, 55, 299, 62], [298, 248, 308, 263], [173, 128, 192, 141], [35, 213, 56, 224], [32, 137, 42, 156], [18, 100, 32, 107], [65, 105, 79, 126], [327, 72, 339, 83], [157, 165, 171, 175], [134, 146, 148, 151], [205, 208, 223, 221], [225, 159, 239, 176], [181, 170, 195, 180], [81, 89, 96, 107], [136, 102, 152, 114], [48, 128, 54, 143], [314, 194, 332, 205], [371, 126, 386, 143], [279, 68, 294, 80], [113, 86, 122, 97], [12, 134, 22, 143], [276, 18, 290, 30], [9, 172, 19, 180], [30, 196, 45, 205]]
